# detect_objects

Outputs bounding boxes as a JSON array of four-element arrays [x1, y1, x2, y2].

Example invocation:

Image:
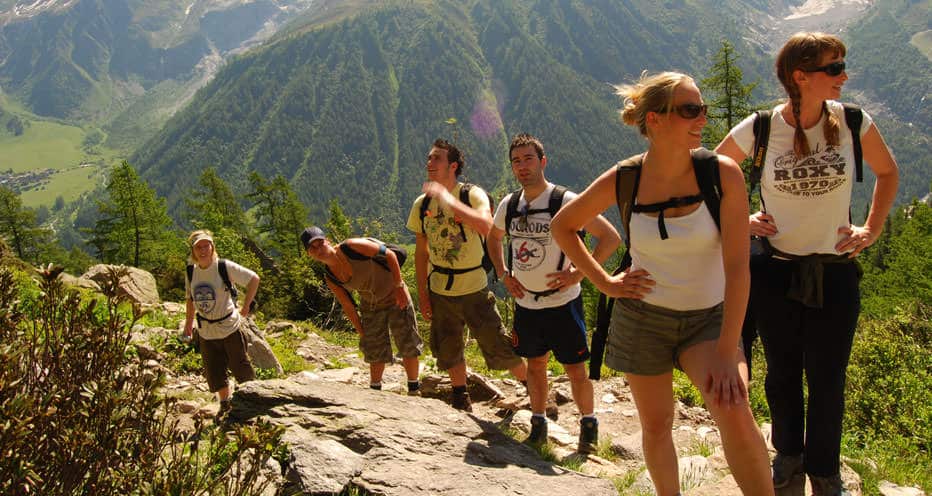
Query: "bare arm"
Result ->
[[836, 124, 899, 257], [422, 182, 493, 236], [325, 277, 363, 335], [582, 214, 621, 265], [551, 167, 653, 299], [239, 274, 260, 317], [343, 238, 409, 308], [716, 156, 751, 357], [489, 224, 526, 298], [184, 297, 195, 338], [414, 233, 432, 321]]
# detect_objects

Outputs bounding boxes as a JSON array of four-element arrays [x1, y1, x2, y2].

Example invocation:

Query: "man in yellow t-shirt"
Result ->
[[406, 138, 527, 412]]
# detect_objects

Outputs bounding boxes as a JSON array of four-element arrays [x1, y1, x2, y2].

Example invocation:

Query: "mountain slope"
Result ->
[[132, 0, 773, 231]]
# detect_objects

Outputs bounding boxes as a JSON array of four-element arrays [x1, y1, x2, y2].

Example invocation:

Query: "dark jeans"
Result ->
[[752, 257, 860, 477]]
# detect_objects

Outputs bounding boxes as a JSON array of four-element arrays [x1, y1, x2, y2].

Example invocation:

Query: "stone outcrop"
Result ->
[[83, 264, 160, 305], [232, 377, 618, 496]]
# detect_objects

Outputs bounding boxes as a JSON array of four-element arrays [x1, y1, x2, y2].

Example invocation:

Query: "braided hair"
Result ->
[[776, 32, 846, 158]]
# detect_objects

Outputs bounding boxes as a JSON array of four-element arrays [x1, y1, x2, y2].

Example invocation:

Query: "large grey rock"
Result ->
[[240, 317, 284, 375], [879, 481, 925, 496], [58, 272, 101, 291], [283, 429, 364, 494], [83, 264, 160, 305], [232, 378, 617, 496]]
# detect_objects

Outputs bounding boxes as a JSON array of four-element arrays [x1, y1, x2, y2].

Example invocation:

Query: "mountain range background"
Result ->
[[0, 0, 929, 236]]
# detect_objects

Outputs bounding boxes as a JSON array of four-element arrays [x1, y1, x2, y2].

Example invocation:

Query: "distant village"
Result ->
[[0, 168, 56, 193]]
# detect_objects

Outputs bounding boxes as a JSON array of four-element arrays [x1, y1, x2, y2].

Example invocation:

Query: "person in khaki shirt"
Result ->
[[406, 138, 526, 412], [302, 226, 423, 394]]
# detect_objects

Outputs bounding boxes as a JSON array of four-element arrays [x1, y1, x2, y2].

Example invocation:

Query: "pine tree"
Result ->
[[700, 40, 758, 148], [185, 167, 246, 232], [246, 172, 309, 257], [88, 161, 175, 268], [0, 185, 48, 262], [325, 199, 352, 242]]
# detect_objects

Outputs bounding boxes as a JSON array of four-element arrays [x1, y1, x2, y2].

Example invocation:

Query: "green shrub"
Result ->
[[0, 266, 283, 495]]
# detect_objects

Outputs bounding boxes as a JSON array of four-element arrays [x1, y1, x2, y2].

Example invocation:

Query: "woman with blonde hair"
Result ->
[[183, 229, 260, 421], [716, 32, 898, 495], [552, 71, 773, 495]]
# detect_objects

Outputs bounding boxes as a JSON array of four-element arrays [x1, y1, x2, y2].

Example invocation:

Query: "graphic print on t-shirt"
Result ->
[[510, 217, 551, 272], [426, 210, 467, 265], [771, 143, 847, 198], [193, 283, 217, 315]]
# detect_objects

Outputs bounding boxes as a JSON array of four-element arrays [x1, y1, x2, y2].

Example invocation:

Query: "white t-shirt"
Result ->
[[630, 202, 724, 310], [185, 259, 257, 339], [493, 183, 581, 309], [727, 100, 872, 255]]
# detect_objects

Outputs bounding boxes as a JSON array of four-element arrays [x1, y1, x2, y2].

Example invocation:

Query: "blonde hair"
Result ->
[[617, 71, 694, 137], [776, 32, 846, 158], [187, 229, 218, 264]]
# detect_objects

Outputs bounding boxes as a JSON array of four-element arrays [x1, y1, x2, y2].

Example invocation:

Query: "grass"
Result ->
[[612, 467, 648, 495], [0, 120, 93, 173], [686, 437, 715, 458]]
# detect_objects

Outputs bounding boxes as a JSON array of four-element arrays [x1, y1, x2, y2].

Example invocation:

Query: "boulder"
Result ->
[[58, 272, 101, 291], [83, 264, 160, 305], [232, 378, 617, 496], [240, 317, 284, 375]]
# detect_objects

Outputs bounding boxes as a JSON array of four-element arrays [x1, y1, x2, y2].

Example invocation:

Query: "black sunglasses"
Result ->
[[805, 61, 846, 76], [664, 103, 708, 120]]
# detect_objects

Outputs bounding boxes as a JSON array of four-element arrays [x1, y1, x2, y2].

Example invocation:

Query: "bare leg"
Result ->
[[402, 356, 420, 382], [679, 341, 774, 496], [527, 354, 550, 414], [627, 372, 680, 496], [509, 359, 528, 383], [563, 362, 594, 416], [370, 362, 386, 384], [449, 361, 468, 387]]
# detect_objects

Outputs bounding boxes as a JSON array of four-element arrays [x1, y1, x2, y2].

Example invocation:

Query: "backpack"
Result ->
[[589, 148, 723, 380], [418, 182, 496, 291], [323, 238, 407, 307], [186, 259, 257, 318], [502, 185, 585, 300]]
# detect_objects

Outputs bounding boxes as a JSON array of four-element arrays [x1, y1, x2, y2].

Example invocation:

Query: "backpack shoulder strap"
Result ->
[[324, 267, 357, 308], [842, 103, 864, 183], [339, 242, 369, 261], [186, 264, 194, 288], [217, 259, 238, 299], [504, 189, 523, 237], [418, 195, 431, 234], [691, 148, 723, 232], [750, 110, 771, 193], [614, 154, 644, 251], [548, 185, 567, 217], [459, 182, 473, 206]]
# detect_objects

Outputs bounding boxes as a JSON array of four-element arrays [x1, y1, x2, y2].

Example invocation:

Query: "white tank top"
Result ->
[[630, 202, 724, 310]]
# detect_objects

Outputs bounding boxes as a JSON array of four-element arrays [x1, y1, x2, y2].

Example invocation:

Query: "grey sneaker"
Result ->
[[810, 474, 850, 496], [451, 391, 473, 412], [577, 417, 598, 454], [525, 415, 547, 446], [772, 453, 804, 489]]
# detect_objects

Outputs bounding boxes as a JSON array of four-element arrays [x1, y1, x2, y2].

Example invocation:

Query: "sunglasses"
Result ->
[[664, 103, 708, 120], [805, 61, 846, 76]]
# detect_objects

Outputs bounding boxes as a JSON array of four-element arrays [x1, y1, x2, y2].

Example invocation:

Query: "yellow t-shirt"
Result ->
[[406, 183, 489, 296]]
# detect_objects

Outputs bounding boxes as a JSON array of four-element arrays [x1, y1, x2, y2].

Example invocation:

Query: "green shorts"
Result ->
[[429, 289, 523, 371], [359, 303, 423, 364], [605, 298, 723, 376]]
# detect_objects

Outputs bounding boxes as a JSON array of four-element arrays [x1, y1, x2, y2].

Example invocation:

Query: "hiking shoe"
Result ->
[[451, 391, 473, 412], [771, 453, 804, 489], [810, 474, 849, 496], [215, 400, 232, 424], [578, 417, 598, 454], [525, 416, 548, 446], [407, 388, 422, 397]]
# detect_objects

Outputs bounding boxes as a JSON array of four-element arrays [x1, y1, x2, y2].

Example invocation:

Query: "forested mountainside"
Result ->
[[130, 0, 775, 231]]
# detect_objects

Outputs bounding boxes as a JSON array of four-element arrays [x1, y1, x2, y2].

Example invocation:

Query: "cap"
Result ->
[[300, 226, 326, 250], [190, 232, 214, 248]]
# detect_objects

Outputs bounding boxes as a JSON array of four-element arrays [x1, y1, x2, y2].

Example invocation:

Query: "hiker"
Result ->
[[488, 133, 621, 452], [406, 138, 527, 412], [551, 71, 774, 496], [183, 229, 258, 420], [302, 226, 423, 394], [715, 32, 898, 495]]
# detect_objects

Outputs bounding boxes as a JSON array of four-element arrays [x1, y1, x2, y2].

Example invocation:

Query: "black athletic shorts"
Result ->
[[512, 295, 589, 364]]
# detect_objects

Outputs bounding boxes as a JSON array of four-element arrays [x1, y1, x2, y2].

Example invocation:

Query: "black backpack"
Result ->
[[323, 238, 407, 307], [589, 148, 723, 380], [186, 259, 257, 318], [418, 182, 496, 291]]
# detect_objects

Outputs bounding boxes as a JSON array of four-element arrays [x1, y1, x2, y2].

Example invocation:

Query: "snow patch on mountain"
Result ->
[[784, 0, 872, 20], [13, 0, 78, 17]]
